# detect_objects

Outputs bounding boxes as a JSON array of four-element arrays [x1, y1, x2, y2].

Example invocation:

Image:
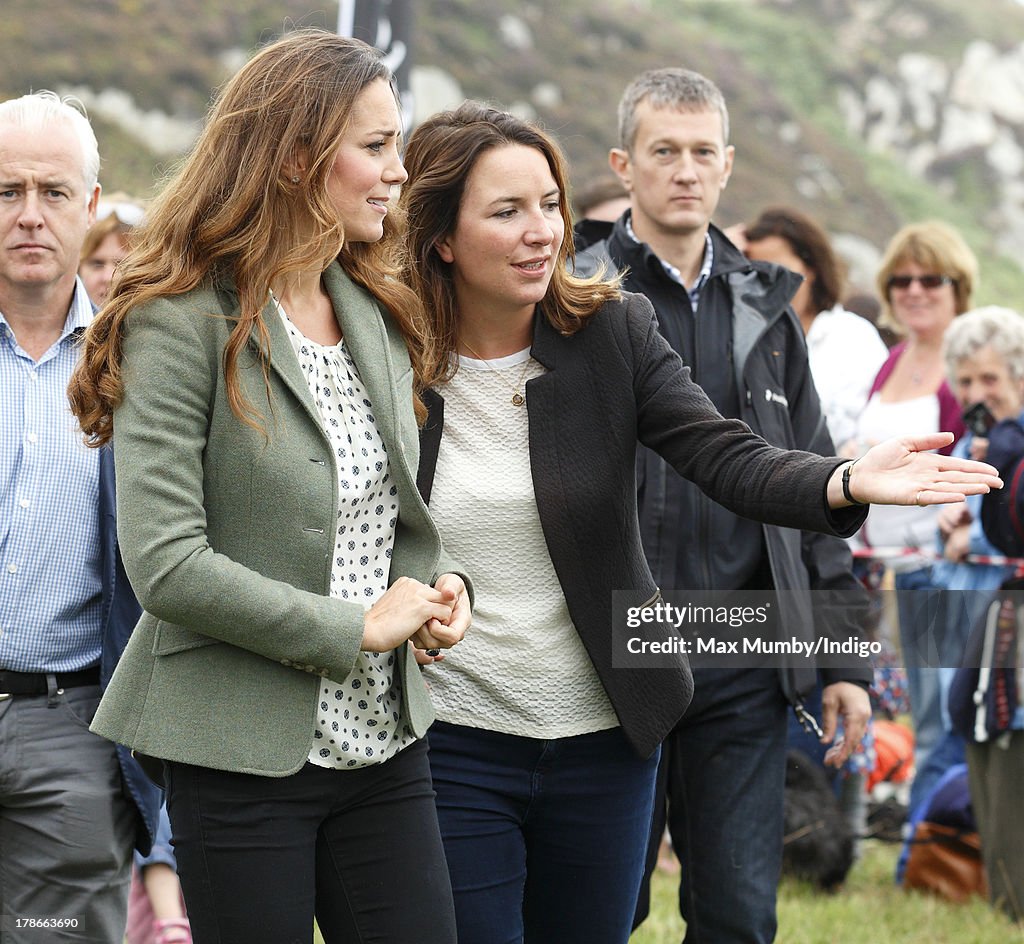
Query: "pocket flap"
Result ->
[[152, 621, 220, 656]]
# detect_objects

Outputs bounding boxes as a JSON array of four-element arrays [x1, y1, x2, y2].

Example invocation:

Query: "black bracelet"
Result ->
[[842, 460, 866, 506]]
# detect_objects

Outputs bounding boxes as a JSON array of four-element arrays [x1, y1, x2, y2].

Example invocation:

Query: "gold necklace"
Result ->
[[461, 342, 531, 406]]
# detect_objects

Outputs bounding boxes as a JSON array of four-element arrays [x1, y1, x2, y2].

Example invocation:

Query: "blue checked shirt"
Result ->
[[0, 279, 103, 672]]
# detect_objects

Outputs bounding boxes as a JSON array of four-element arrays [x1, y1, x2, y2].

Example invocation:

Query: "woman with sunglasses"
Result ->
[[848, 220, 978, 815]]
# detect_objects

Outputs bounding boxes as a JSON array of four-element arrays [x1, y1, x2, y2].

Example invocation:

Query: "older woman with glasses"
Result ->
[[848, 220, 977, 815], [942, 307, 1024, 923]]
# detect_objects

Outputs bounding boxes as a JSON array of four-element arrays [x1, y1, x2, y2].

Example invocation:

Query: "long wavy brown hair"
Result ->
[[70, 30, 427, 443], [398, 101, 620, 389]]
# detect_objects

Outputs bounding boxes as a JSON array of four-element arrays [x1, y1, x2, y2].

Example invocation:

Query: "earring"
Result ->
[[291, 175, 301, 184]]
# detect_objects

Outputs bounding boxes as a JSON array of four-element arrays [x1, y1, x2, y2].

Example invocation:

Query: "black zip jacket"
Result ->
[[575, 216, 872, 703]]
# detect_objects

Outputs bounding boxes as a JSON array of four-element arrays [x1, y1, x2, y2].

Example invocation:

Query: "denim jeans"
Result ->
[[427, 721, 659, 944], [165, 738, 455, 944], [636, 667, 789, 944]]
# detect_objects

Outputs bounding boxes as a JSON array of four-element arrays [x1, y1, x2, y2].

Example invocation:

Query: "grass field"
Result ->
[[631, 840, 1023, 944], [311, 839, 1022, 943]]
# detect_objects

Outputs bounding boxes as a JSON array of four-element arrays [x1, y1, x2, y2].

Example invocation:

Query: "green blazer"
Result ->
[[92, 262, 463, 776]]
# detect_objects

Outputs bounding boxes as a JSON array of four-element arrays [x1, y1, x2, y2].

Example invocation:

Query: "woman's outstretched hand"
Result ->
[[827, 433, 1003, 508]]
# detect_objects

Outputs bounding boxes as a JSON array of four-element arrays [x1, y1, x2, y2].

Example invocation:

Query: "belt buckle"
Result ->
[[0, 692, 11, 701]]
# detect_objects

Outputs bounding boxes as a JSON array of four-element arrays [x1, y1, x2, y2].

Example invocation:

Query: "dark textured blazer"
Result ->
[[417, 291, 865, 758]]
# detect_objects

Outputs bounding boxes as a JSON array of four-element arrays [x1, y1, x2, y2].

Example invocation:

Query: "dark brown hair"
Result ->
[[399, 100, 620, 388], [745, 206, 845, 314]]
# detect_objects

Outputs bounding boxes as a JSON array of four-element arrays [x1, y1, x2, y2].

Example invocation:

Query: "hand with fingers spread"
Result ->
[[827, 432, 1002, 508], [361, 576, 455, 653]]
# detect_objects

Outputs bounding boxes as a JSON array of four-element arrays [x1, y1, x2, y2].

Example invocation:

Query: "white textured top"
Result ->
[[856, 391, 940, 570], [277, 301, 415, 768], [805, 305, 889, 448], [423, 349, 619, 737]]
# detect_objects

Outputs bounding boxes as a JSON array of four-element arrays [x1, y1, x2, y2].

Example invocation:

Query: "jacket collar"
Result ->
[[526, 305, 562, 373], [230, 261, 399, 446]]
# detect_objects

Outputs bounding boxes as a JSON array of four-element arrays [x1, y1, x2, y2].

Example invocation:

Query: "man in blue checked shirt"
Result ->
[[0, 91, 158, 943]]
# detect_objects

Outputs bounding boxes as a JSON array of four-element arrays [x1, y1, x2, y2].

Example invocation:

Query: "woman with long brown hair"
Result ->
[[69, 31, 468, 943], [398, 101, 1000, 944]]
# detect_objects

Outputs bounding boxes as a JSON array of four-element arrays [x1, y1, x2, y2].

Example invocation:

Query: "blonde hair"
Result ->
[[79, 212, 134, 263], [70, 30, 426, 444], [876, 221, 978, 335]]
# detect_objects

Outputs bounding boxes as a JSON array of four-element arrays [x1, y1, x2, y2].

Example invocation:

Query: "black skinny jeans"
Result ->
[[165, 738, 455, 944]]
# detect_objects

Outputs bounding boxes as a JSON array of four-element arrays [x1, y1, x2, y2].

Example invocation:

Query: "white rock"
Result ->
[[897, 53, 946, 133], [532, 82, 562, 110], [410, 66, 464, 125], [837, 86, 866, 135], [508, 101, 537, 121], [987, 126, 1024, 177], [778, 121, 801, 144], [499, 15, 533, 51], [832, 233, 882, 293], [938, 103, 996, 153], [951, 40, 1024, 124], [60, 84, 198, 155]]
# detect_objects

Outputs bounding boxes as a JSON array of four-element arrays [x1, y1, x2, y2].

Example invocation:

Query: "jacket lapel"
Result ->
[[237, 262, 399, 447], [321, 261, 400, 453], [233, 285, 325, 433]]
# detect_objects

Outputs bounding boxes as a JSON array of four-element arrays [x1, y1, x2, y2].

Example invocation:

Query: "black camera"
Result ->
[[962, 401, 996, 437]]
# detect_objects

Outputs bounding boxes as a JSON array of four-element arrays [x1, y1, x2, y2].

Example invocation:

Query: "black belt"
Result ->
[[0, 666, 101, 700]]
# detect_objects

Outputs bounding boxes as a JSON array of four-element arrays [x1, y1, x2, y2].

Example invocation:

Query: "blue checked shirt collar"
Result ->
[[625, 214, 714, 312]]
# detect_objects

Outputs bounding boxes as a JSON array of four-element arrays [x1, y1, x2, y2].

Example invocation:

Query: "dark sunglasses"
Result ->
[[887, 274, 954, 291]]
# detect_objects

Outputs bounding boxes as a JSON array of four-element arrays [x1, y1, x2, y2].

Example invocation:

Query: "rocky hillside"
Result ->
[[3, 0, 1023, 300]]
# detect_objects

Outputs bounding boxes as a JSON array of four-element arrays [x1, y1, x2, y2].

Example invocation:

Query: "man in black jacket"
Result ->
[[575, 68, 872, 943]]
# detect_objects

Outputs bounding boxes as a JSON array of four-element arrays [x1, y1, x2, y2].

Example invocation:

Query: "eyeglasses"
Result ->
[[886, 274, 954, 291]]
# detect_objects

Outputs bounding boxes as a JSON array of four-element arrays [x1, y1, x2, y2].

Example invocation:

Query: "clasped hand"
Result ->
[[361, 573, 470, 655]]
